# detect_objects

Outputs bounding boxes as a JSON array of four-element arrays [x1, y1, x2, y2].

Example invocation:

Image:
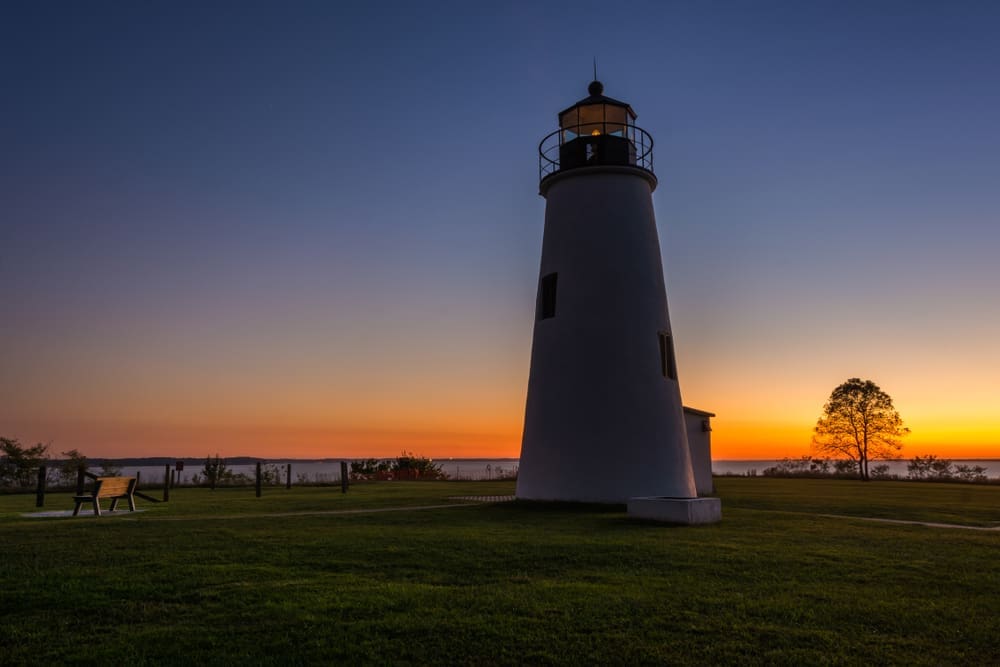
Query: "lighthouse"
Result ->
[[516, 80, 721, 524]]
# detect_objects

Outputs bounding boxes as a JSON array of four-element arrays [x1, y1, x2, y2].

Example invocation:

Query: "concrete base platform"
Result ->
[[627, 496, 722, 525]]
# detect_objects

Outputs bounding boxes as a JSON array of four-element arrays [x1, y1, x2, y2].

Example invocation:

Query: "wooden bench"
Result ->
[[72, 476, 138, 516]]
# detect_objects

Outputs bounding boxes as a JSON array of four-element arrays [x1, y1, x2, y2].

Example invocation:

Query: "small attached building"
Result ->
[[683, 406, 716, 496]]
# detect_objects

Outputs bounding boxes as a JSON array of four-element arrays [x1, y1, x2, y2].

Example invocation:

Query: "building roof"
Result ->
[[557, 80, 637, 120]]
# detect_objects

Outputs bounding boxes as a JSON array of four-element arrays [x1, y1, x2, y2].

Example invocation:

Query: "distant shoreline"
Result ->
[[64, 456, 523, 466], [48, 455, 1000, 466]]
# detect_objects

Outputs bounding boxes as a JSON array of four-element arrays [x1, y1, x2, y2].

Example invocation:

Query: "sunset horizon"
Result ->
[[5, 413, 997, 462]]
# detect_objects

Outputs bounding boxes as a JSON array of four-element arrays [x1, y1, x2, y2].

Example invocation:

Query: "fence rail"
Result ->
[[539, 122, 654, 182]]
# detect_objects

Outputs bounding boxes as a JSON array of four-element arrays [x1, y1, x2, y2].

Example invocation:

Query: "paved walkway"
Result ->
[[23, 509, 148, 519], [749, 507, 999, 532], [448, 495, 516, 503], [816, 512, 1000, 532], [21, 496, 515, 522], [22, 497, 995, 531]]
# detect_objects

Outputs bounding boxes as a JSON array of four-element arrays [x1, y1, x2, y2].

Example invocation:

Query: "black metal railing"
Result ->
[[539, 122, 654, 182]]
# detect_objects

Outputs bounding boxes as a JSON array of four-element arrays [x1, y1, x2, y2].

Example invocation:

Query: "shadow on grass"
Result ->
[[507, 499, 627, 514]]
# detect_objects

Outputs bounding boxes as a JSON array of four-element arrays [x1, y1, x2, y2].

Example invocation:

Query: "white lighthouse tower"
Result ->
[[516, 80, 721, 524]]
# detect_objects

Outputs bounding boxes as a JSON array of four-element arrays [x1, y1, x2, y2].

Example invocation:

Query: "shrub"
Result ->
[[201, 455, 251, 487], [763, 457, 811, 477], [953, 464, 988, 482], [259, 463, 285, 486], [832, 459, 859, 476], [393, 452, 446, 480], [908, 455, 953, 480], [350, 458, 391, 480], [870, 464, 893, 479], [350, 453, 446, 481], [762, 457, 836, 478]]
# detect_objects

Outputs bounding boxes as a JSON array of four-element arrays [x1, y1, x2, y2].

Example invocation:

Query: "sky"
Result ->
[[2, 1, 999, 460]]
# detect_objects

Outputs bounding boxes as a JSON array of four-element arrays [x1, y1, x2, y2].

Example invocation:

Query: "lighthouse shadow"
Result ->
[[475, 499, 637, 529], [478, 499, 718, 531], [504, 499, 626, 514]]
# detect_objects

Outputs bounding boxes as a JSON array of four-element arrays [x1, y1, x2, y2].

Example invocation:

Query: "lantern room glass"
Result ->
[[559, 103, 632, 141]]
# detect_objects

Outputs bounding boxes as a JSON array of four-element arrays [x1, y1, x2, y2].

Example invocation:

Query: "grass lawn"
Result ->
[[1, 478, 998, 665]]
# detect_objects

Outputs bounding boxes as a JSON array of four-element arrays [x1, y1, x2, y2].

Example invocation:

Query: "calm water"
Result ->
[[712, 459, 1000, 478], [118, 458, 1000, 484], [120, 459, 520, 484]]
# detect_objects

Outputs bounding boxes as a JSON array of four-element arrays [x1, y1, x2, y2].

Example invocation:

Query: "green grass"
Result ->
[[718, 477, 1000, 526], [1, 479, 998, 665]]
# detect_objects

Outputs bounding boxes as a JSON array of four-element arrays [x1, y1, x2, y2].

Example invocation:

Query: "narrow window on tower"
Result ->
[[538, 272, 558, 320], [658, 331, 677, 380]]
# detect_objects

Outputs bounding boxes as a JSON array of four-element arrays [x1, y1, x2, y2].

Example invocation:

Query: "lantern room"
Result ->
[[538, 80, 654, 183], [558, 80, 635, 141]]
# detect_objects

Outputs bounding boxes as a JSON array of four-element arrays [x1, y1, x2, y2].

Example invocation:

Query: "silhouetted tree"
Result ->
[[0, 437, 49, 488], [812, 378, 908, 480]]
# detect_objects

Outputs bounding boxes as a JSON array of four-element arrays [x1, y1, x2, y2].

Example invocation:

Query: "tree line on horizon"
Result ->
[[758, 454, 991, 483], [0, 440, 454, 489]]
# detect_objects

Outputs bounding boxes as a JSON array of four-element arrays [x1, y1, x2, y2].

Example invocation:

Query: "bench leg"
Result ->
[[73, 500, 83, 517], [127, 495, 136, 511], [94, 500, 102, 517], [110, 498, 119, 512]]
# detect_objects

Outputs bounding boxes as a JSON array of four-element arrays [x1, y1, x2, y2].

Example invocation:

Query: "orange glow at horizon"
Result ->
[[4, 332, 997, 461], [6, 410, 998, 461], [710, 420, 1000, 460]]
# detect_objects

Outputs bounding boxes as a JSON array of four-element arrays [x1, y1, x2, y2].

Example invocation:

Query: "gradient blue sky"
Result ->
[[3, 1, 999, 458]]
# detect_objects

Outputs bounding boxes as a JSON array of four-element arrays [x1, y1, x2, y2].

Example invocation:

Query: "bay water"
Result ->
[[117, 458, 1000, 485]]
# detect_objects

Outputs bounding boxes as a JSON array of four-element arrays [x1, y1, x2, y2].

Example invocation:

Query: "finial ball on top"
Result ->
[[588, 80, 604, 96]]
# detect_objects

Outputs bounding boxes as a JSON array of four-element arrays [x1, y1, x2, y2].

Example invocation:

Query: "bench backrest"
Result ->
[[93, 476, 136, 498]]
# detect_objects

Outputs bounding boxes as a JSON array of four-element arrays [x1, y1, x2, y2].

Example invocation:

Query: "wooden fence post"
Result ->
[[286, 463, 292, 490], [341, 461, 349, 494], [75, 466, 85, 495], [255, 462, 262, 498], [36, 466, 46, 508], [163, 464, 170, 502]]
